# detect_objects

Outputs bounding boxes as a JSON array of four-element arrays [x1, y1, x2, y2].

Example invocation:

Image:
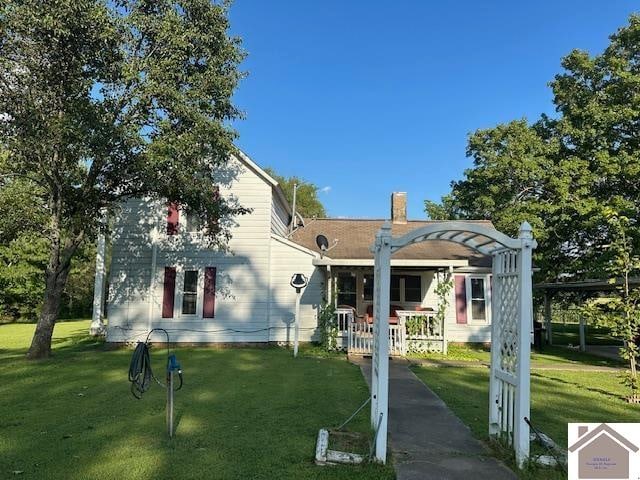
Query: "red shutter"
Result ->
[[203, 267, 216, 318], [167, 202, 179, 235], [162, 267, 176, 318], [455, 275, 467, 324]]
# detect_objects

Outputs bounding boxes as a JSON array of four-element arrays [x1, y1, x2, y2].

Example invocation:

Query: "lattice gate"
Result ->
[[370, 221, 535, 467]]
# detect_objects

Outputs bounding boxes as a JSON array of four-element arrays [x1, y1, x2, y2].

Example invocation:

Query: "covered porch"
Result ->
[[320, 263, 459, 356]]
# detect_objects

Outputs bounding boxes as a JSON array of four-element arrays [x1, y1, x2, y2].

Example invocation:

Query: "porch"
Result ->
[[326, 266, 453, 356], [335, 307, 447, 356]]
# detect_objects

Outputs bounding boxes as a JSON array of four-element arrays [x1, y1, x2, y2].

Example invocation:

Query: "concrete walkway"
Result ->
[[353, 357, 516, 480]]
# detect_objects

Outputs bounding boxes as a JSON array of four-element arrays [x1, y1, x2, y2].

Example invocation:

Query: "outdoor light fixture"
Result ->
[[290, 273, 308, 357]]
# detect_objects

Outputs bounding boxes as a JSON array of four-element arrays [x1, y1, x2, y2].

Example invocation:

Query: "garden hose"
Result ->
[[128, 328, 183, 399]]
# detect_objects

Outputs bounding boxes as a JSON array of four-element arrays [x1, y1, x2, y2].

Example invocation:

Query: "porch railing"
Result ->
[[347, 320, 406, 356], [338, 308, 447, 356], [396, 310, 447, 354], [335, 308, 354, 351]]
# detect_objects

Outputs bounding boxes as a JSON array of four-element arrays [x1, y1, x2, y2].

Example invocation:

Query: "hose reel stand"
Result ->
[[128, 328, 183, 438]]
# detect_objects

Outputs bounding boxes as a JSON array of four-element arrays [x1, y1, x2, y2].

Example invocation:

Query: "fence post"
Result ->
[[544, 292, 553, 346], [579, 317, 586, 352]]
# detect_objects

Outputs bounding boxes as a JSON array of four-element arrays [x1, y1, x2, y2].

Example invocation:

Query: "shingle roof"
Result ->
[[289, 219, 495, 267]]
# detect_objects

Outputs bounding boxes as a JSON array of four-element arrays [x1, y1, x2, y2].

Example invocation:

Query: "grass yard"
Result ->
[[412, 343, 623, 368], [411, 364, 640, 479], [0, 320, 394, 480], [549, 322, 623, 346]]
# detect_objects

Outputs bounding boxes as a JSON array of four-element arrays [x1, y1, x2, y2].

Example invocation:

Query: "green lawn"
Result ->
[[411, 365, 640, 479], [0, 320, 394, 480], [411, 343, 623, 368], [549, 322, 623, 346]]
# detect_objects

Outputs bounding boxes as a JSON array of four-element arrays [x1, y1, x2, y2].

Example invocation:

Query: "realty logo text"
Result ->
[[568, 423, 640, 479]]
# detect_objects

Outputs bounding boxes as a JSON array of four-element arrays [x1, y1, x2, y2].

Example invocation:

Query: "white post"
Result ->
[[294, 290, 301, 357], [544, 291, 553, 346], [579, 317, 586, 352], [90, 211, 107, 336], [371, 222, 391, 464], [488, 252, 502, 437], [371, 241, 380, 426], [514, 221, 534, 466]]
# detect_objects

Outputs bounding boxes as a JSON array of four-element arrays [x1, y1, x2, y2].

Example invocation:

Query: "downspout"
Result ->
[[147, 223, 158, 333]]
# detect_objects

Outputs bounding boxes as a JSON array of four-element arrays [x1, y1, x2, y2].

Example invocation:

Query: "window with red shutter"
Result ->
[[454, 275, 467, 324], [162, 267, 177, 318], [203, 267, 216, 318]]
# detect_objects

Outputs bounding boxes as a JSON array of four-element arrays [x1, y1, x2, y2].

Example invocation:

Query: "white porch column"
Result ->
[[90, 215, 107, 336], [514, 221, 534, 466], [371, 222, 391, 464]]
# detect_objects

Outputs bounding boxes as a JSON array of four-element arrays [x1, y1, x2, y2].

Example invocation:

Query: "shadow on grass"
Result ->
[[0, 324, 394, 480]]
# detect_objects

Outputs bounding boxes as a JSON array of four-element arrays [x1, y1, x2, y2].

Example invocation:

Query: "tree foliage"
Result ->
[[581, 212, 640, 399], [264, 168, 327, 219], [0, 0, 247, 357], [426, 15, 640, 281]]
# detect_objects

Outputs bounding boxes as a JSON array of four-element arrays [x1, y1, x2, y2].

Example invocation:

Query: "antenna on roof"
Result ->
[[315, 234, 338, 259], [289, 183, 298, 234]]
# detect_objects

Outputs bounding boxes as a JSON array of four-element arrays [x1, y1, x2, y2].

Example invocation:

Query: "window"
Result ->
[[363, 274, 374, 301], [390, 275, 401, 302], [184, 210, 202, 233], [337, 273, 357, 308], [390, 274, 422, 303], [469, 277, 487, 321], [182, 270, 198, 315], [404, 275, 422, 302]]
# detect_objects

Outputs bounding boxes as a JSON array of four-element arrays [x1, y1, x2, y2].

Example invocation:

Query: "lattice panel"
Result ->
[[496, 251, 520, 375]]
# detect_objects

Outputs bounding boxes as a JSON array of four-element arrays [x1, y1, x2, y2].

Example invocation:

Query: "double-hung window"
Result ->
[[467, 276, 488, 322], [181, 270, 199, 315], [161, 266, 217, 318]]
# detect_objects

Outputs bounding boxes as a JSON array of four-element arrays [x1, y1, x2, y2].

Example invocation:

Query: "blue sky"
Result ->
[[229, 1, 635, 219]]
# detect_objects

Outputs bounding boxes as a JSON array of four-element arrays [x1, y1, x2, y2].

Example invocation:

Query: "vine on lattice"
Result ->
[[435, 270, 454, 329]]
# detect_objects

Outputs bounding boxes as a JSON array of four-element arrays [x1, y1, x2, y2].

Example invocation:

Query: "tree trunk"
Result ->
[[27, 263, 71, 359]]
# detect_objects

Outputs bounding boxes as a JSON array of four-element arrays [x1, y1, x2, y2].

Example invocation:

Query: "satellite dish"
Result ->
[[316, 234, 329, 251]]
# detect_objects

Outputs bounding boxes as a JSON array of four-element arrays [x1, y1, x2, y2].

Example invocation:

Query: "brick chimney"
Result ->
[[391, 192, 407, 224]]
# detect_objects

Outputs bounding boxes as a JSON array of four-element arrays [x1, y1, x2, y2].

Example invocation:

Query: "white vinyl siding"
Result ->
[[270, 193, 290, 236], [268, 235, 323, 343], [107, 155, 278, 343]]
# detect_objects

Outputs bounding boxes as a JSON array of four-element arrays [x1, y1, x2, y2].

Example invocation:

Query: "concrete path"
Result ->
[[353, 357, 516, 480]]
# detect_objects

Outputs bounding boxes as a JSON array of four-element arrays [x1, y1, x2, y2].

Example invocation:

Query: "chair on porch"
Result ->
[[363, 304, 404, 325]]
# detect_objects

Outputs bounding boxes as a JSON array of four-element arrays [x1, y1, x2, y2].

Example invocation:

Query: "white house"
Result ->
[[105, 150, 495, 352]]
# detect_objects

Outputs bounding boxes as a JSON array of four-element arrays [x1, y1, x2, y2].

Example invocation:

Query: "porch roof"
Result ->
[[289, 219, 493, 267]]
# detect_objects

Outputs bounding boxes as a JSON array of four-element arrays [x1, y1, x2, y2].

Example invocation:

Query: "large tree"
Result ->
[[426, 15, 640, 281], [264, 168, 327, 219], [0, 0, 247, 358]]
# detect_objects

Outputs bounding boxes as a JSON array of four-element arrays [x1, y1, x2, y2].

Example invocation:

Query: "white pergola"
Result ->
[[370, 221, 536, 466]]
